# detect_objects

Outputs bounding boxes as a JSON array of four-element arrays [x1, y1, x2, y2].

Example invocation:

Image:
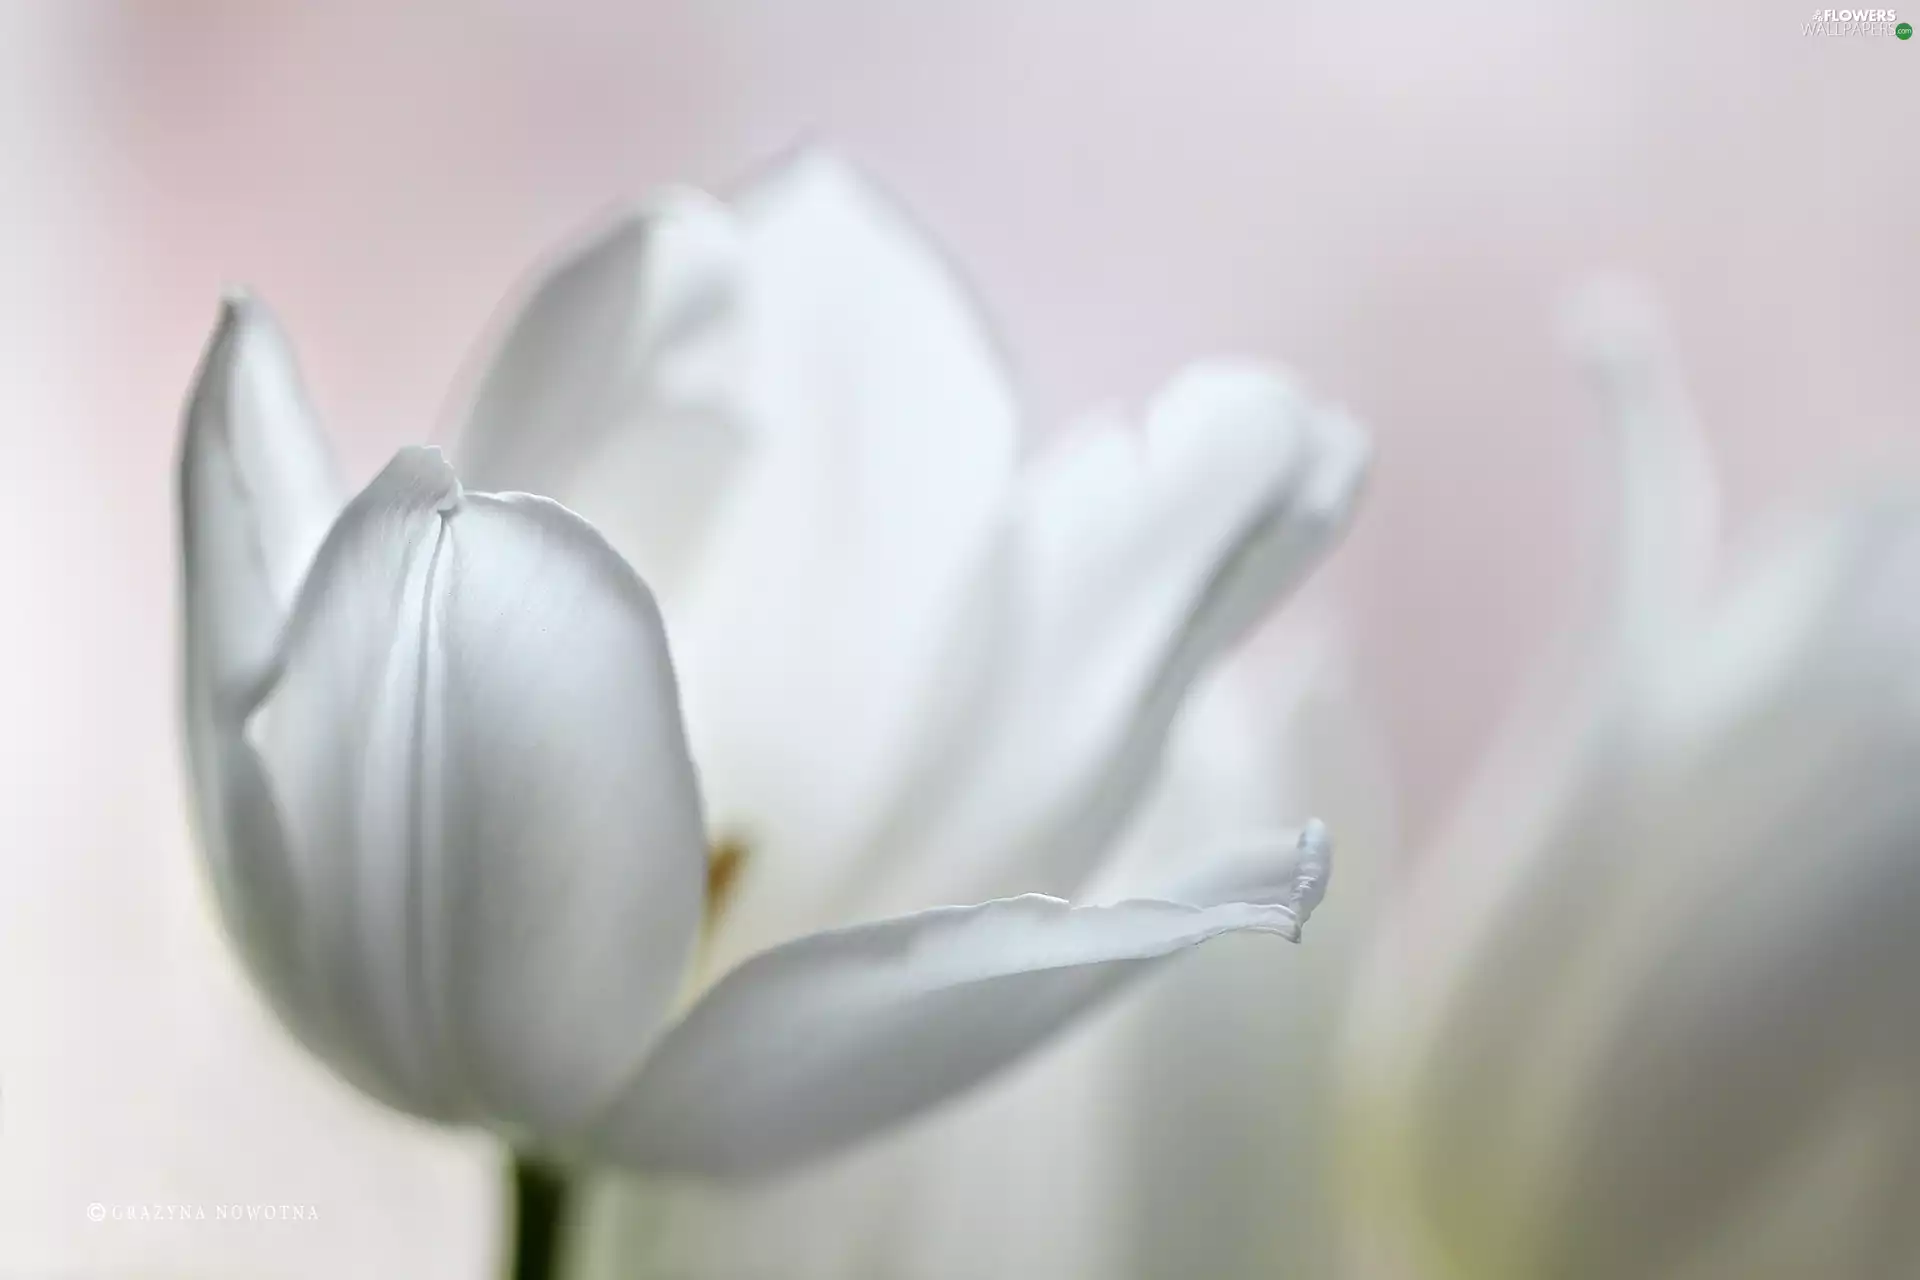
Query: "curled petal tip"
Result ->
[[1289, 819, 1333, 929]]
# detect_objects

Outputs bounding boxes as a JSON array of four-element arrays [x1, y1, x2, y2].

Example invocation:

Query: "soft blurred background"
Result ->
[[3, 1, 1915, 1275]]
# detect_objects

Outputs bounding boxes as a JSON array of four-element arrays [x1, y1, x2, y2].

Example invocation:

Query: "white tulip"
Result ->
[[1341, 279, 1920, 1280], [182, 317, 708, 1155], [179, 151, 1368, 1183]]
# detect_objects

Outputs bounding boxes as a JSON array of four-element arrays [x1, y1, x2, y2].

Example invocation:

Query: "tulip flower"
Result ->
[[177, 151, 1368, 1271], [441, 151, 1367, 1269], [1341, 280, 1920, 1280]]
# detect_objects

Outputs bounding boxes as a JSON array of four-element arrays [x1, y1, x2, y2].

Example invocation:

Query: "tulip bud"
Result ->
[[182, 299, 708, 1151]]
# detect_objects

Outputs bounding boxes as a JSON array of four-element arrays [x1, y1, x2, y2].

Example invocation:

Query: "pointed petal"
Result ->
[[1383, 285, 1716, 1029], [180, 293, 344, 709], [861, 362, 1367, 914], [598, 826, 1327, 1179], [451, 190, 749, 602], [249, 447, 707, 1137], [1562, 274, 1721, 665], [667, 151, 1021, 956], [178, 296, 348, 1078]]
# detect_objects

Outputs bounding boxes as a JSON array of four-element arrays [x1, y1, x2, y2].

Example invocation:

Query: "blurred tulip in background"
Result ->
[[1342, 283, 1920, 1280]]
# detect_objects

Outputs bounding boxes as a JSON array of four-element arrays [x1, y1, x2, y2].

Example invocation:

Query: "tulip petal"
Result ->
[[857, 362, 1367, 915], [1562, 274, 1720, 665], [870, 662, 1377, 1280], [597, 826, 1328, 1178], [1353, 504, 1920, 1280], [180, 294, 345, 710], [1518, 508, 1920, 1280], [178, 296, 348, 1071], [451, 189, 748, 603], [250, 447, 707, 1136], [666, 152, 1021, 955], [575, 657, 1385, 1280]]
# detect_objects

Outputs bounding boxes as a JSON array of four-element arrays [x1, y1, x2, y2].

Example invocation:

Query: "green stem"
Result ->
[[507, 1153, 574, 1280]]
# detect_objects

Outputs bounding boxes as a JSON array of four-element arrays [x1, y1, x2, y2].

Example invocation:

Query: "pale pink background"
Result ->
[[3, 2, 1915, 1275]]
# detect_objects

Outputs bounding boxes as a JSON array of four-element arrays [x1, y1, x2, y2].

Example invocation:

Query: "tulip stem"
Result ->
[[507, 1153, 574, 1280]]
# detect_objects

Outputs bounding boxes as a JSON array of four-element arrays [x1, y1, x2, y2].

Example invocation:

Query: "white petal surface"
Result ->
[[589, 987, 1135, 1280], [569, 657, 1373, 1280], [879, 660, 1377, 1280], [1517, 505, 1920, 1280], [599, 832, 1323, 1179], [1348, 502, 1920, 1280], [451, 190, 748, 603], [250, 447, 707, 1139], [178, 297, 346, 1070], [858, 362, 1368, 916], [670, 152, 1021, 959], [1562, 275, 1720, 668], [180, 295, 344, 701]]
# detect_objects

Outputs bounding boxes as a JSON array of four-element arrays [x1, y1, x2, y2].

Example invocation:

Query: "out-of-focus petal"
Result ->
[[670, 151, 1021, 961], [450, 190, 748, 604], [1344, 501, 1920, 1280], [1096, 648, 1393, 1279], [1561, 274, 1721, 669], [180, 295, 345, 700], [1370, 287, 1723, 1063], [578, 1017, 1132, 1280], [857, 361, 1367, 915], [249, 447, 708, 1140], [597, 838, 1324, 1179], [178, 296, 346, 1077], [1513, 504, 1920, 1280]]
